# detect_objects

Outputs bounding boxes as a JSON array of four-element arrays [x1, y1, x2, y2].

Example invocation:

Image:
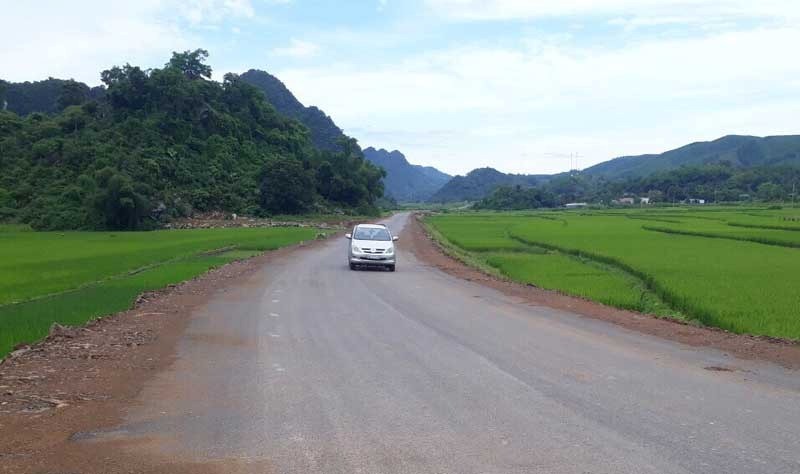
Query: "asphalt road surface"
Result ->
[[83, 212, 800, 473]]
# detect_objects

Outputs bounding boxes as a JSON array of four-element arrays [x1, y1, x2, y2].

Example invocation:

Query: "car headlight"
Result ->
[[385, 247, 394, 255], [352, 245, 362, 253]]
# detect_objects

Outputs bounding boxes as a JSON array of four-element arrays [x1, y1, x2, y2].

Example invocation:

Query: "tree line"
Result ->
[[0, 50, 385, 230], [476, 163, 800, 210]]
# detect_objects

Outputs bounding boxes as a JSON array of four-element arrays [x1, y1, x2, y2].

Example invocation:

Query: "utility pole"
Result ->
[[568, 153, 583, 176]]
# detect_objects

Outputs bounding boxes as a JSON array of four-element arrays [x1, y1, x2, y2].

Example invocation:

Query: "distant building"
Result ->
[[640, 197, 651, 205], [687, 198, 706, 205], [565, 202, 588, 209], [618, 197, 636, 205]]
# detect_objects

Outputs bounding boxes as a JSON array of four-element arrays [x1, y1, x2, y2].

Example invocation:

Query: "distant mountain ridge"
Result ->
[[583, 135, 800, 179], [240, 70, 346, 152], [0, 78, 105, 115], [432, 134, 800, 203], [362, 147, 451, 202], [429, 167, 548, 203]]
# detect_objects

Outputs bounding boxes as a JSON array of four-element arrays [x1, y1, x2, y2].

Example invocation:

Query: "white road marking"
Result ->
[[270, 333, 281, 338], [272, 299, 280, 303], [269, 312, 280, 318]]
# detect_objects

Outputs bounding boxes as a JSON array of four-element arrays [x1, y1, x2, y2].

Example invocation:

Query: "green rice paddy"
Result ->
[[0, 226, 317, 356], [427, 207, 800, 340]]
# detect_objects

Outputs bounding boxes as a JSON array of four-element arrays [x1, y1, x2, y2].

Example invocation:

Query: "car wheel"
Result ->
[[387, 265, 396, 272], [349, 262, 357, 270]]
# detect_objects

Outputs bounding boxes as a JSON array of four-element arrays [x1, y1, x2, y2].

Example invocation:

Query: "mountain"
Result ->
[[1, 78, 105, 116], [429, 167, 547, 203], [584, 135, 800, 180], [362, 147, 450, 202], [435, 134, 800, 203], [240, 70, 346, 152], [239, 71, 449, 201], [0, 50, 384, 230]]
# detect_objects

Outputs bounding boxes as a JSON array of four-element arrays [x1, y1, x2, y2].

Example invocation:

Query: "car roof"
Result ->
[[355, 224, 387, 229]]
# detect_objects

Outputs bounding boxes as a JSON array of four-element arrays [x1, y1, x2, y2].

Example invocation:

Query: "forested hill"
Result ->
[[584, 135, 800, 179], [0, 50, 385, 231], [240, 70, 346, 152], [429, 167, 547, 203], [362, 147, 450, 202], [0, 78, 105, 115], [433, 134, 800, 204]]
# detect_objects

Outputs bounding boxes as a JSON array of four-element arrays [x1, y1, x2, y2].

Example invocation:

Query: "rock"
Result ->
[[48, 323, 75, 338], [8, 346, 31, 359]]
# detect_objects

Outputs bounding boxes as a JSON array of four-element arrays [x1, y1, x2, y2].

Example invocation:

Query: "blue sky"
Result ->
[[3, 1, 800, 175]]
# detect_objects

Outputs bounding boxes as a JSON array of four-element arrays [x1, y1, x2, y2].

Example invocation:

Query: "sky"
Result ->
[[2, 0, 800, 176]]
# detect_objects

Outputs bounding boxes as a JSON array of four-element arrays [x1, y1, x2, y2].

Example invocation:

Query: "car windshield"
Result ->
[[354, 227, 391, 241]]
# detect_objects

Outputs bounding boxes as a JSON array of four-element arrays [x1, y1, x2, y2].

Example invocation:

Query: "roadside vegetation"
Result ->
[[426, 207, 800, 340], [0, 226, 317, 357], [0, 49, 385, 232], [435, 162, 800, 207]]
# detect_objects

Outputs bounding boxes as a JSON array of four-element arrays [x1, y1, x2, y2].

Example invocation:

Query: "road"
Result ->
[[79, 212, 800, 473]]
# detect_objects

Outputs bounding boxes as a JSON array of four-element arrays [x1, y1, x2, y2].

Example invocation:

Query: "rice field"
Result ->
[[427, 207, 800, 340], [0, 226, 318, 356]]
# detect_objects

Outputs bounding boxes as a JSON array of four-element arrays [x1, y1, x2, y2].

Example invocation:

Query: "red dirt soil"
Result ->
[[0, 240, 325, 474]]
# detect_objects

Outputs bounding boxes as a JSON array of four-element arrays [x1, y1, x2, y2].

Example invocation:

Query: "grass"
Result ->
[[483, 251, 680, 317], [0, 226, 317, 357], [427, 208, 800, 340], [0, 227, 316, 306]]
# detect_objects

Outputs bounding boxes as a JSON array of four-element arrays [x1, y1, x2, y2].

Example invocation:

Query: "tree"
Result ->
[[259, 156, 314, 214], [757, 182, 783, 202], [168, 49, 212, 80], [0, 50, 386, 230], [92, 168, 151, 230], [0, 80, 7, 109], [101, 64, 150, 110], [647, 190, 665, 203], [57, 79, 88, 110]]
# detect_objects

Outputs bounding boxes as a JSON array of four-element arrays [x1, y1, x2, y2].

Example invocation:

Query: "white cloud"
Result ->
[[277, 26, 800, 174], [0, 1, 193, 85], [178, 0, 255, 25], [425, 0, 800, 22], [271, 39, 320, 58], [0, 1, 265, 85]]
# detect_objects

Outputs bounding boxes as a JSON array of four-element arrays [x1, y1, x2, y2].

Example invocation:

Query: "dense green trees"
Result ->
[[475, 164, 800, 210], [2, 78, 104, 115], [0, 50, 384, 230], [260, 156, 314, 214], [239, 70, 347, 152], [475, 185, 556, 210]]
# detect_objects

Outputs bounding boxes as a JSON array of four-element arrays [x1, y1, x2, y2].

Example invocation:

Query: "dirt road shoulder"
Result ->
[[0, 238, 327, 474]]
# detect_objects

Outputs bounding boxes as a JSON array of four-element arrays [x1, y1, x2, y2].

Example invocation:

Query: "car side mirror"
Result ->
[[345, 233, 352, 239], [392, 236, 399, 241]]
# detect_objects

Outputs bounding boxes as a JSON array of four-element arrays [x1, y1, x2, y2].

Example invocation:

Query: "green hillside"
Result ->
[[0, 50, 384, 231], [0, 78, 105, 116], [240, 69, 347, 152], [584, 135, 800, 179], [429, 167, 546, 203]]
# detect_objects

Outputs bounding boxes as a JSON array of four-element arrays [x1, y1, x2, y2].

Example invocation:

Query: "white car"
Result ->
[[346, 223, 398, 271]]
